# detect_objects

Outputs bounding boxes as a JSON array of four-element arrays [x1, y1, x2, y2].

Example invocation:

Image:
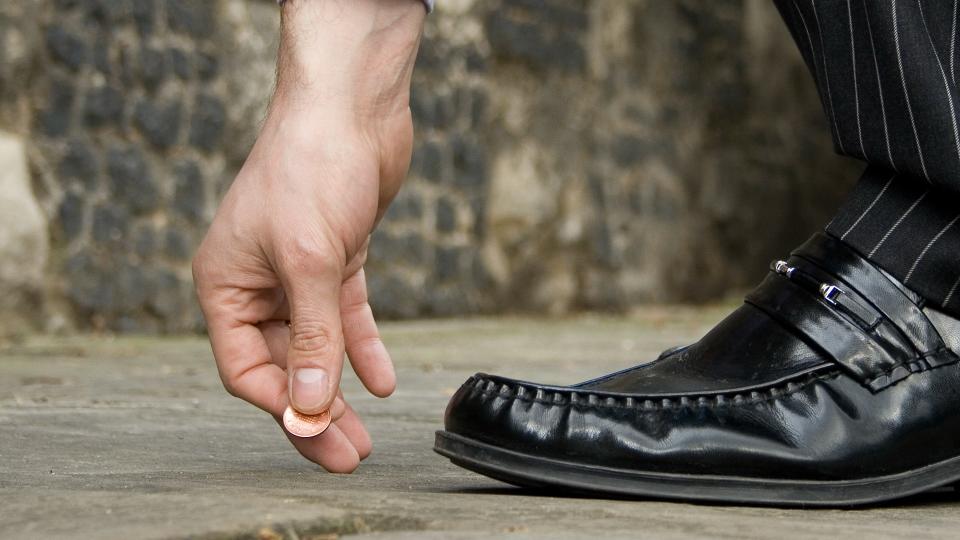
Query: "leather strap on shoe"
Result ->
[[746, 233, 959, 392], [793, 234, 944, 355]]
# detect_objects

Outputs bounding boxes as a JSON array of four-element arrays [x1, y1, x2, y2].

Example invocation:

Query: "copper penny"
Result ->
[[283, 406, 331, 438]]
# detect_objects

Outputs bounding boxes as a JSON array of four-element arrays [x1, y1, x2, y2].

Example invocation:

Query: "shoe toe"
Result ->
[[444, 373, 575, 456]]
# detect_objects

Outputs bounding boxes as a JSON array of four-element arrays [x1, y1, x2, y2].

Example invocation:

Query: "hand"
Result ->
[[193, 0, 424, 472]]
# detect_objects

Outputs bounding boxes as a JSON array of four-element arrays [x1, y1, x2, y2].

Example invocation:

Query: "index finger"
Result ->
[[207, 315, 288, 418]]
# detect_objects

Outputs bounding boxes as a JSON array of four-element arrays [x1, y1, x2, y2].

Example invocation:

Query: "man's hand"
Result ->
[[193, 0, 424, 472]]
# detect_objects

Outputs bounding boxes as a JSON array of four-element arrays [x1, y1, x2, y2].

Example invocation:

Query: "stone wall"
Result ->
[[0, 0, 860, 334]]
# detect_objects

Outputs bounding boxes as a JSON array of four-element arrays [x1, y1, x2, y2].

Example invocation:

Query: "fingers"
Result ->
[[237, 257, 382, 472], [277, 242, 346, 415], [263, 325, 362, 467], [259, 319, 291, 370], [211, 319, 361, 474], [278, 419, 361, 473], [258, 324, 358, 423], [275, 393, 372, 469], [329, 393, 347, 421], [273, 390, 370, 470], [335, 398, 373, 460], [340, 269, 397, 397], [262, 267, 396, 400], [207, 317, 287, 418]]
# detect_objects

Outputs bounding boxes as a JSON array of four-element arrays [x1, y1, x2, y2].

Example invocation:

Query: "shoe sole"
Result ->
[[434, 430, 960, 507]]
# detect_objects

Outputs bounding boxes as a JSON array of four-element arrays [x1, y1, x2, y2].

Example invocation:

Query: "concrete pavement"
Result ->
[[3, 307, 960, 539]]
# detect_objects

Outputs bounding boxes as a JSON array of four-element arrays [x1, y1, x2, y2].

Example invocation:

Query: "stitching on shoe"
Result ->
[[865, 347, 960, 387], [864, 347, 960, 384], [467, 371, 844, 412]]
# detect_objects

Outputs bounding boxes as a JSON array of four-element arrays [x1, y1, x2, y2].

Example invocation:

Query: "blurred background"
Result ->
[[0, 0, 860, 337]]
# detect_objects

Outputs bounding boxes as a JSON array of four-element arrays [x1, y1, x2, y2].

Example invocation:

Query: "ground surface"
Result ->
[[4, 308, 960, 539]]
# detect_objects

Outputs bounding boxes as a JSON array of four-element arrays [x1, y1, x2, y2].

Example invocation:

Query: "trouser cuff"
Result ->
[[827, 166, 960, 316]]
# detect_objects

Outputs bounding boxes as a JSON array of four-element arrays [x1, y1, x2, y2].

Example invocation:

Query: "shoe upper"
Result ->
[[443, 233, 960, 481]]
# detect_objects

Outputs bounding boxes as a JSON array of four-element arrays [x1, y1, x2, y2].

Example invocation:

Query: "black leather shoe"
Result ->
[[434, 233, 960, 506]]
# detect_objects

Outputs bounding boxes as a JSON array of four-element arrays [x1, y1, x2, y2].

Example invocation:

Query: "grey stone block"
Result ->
[[133, 99, 181, 149], [36, 77, 75, 137], [435, 197, 457, 234], [172, 159, 206, 224], [165, 0, 214, 38], [139, 47, 168, 90], [412, 140, 447, 182], [188, 93, 226, 152], [84, 85, 124, 127], [168, 48, 191, 79], [91, 203, 130, 245], [56, 191, 85, 242], [131, 0, 156, 35], [45, 25, 87, 71], [58, 139, 100, 191], [434, 246, 461, 282], [106, 145, 159, 214], [163, 227, 191, 261]]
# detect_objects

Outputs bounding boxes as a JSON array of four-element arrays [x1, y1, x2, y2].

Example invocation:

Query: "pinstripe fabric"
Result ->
[[776, 0, 960, 315]]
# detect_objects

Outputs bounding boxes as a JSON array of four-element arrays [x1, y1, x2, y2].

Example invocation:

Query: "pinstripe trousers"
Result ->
[[775, 0, 960, 317]]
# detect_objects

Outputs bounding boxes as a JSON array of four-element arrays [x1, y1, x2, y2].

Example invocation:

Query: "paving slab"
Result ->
[[3, 308, 960, 539]]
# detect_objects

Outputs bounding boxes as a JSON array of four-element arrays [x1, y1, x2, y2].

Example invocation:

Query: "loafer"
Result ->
[[434, 233, 960, 506]]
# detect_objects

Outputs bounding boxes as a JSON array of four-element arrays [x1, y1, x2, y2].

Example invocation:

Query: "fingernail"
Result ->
[[290, 368, 330, 413]]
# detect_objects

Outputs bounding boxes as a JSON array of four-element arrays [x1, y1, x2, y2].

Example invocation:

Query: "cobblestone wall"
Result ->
[[0, 0, 859, 334]]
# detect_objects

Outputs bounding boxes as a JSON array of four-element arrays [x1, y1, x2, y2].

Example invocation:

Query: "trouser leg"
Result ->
[[775, 0, 960, 315], [827, 165, 960, 313]]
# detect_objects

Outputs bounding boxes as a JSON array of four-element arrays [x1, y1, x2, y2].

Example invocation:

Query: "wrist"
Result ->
[[275, 0, 424, 119], [278, 0, 433, 13]]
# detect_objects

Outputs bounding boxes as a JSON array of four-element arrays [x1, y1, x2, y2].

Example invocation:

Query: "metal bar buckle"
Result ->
[[773, 260, 795, 277], [819, 284, 843, 305]]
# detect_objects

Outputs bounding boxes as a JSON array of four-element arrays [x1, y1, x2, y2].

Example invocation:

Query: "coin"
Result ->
[[283, 405, 331, 438]]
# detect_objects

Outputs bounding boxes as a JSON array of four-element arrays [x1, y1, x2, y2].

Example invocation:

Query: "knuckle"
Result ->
[[340, 288, 369, 313], [220, 376, 240, 398], [282, 238, 340, 276], [290, 320, 338, 356]]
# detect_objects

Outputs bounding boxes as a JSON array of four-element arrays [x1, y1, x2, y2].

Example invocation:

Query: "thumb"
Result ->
[[281, 248, 346, 416]]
